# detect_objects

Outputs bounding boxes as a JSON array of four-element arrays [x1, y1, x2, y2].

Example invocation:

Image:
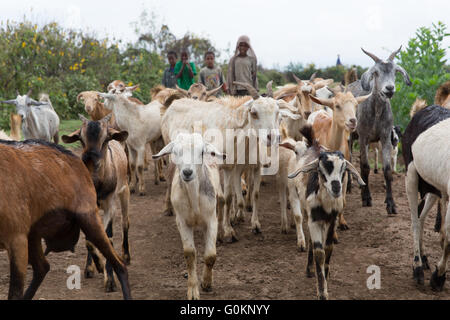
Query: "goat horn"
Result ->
[[206, 84, 223, 97], [292, 74, 302, 85], [266, 80, 273, 98], [233, 82, 259, 100], [388, 46, 402, 61], [77, 93, 83, 102], [26, 89, 32, 97], [175, 85, 189, 96], [361, 48, 381, 63], [78, 113, 89, 123], [102, 113, 113, 124], [309, 72, 317, 81]]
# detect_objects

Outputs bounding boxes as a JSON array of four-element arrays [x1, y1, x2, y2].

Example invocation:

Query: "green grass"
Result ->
[[58, 119, 82, 149]]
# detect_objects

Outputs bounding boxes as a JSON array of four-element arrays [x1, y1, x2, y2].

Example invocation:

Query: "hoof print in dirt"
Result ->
[[430, 268, 446, 291]]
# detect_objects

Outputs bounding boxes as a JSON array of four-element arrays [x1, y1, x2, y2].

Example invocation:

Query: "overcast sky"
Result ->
[[1, 0, 449, 68]]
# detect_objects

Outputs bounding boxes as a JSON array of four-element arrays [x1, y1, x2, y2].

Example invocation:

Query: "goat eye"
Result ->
[[336, 105, 341, 109], [251, 111, 258, 118]]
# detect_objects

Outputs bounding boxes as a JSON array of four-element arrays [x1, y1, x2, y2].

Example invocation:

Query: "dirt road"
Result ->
[[0, 155, 448, 300]]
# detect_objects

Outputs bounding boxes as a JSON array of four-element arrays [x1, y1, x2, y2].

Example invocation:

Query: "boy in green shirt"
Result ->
[[174, 50, 197, 90]]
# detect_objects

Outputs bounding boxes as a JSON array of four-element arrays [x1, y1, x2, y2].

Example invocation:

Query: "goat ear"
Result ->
[[292, 74, 302, 85], [126, 84, 140, 92], [204, 143, 226, 160], [309, 94, 334, 108], [361, 67, 375, 91], [288, 159, 319, 179], [152, 141, 175, 159], [277, 99, 298, 113], [355, 92, 372, 104], [313, 79, 333, 90], [62, 129, 81, 144], [279, 142, 296, 151], [345, 160, 365, 186], [108, 128, 128, 142], [395, 65, 412, 86]]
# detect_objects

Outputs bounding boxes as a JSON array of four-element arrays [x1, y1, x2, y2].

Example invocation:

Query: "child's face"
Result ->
[[205, 54, 215, 68], [181, 52, 188, 62], [168, 54, 176, 66], [238, 42, 249, 55]]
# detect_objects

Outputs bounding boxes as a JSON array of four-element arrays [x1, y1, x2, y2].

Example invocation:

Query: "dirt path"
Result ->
[[0, 155, 448, 300]]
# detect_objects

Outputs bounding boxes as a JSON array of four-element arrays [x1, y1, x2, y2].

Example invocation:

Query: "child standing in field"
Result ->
[[174, 50, 197, 90], [227, 35, 258, 96], [162, 51, 178, 88], [199, 51, 227, 96]]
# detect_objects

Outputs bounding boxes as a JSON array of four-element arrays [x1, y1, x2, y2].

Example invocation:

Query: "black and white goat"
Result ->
[[403, 105, 450, 290], [288, 127, 365, 300]]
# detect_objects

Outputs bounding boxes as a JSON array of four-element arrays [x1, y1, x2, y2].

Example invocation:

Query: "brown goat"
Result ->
[[62, 114, 130, 292], [0, 139, 131, 299], [10, 113, 22, 140]]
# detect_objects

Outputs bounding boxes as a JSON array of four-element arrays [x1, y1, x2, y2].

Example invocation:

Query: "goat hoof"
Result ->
[[154, 180, 159, 185], [422, 256, 430, 270], [252, 227, 261, 235], [306, 269, 315, 278], [430, 267, 446, 291], [297, 245, 306, 253], [386, 204, 397, 215], [246, 206, 253, 213], [362, 198, 372, 207], [159, 176, 166, 182], [130, 188, 136, 194], [183, 272, 188, 279], [332, 237, 339, 244], [413, 266, 424, 285], [105, 279, 117, 293], [338, 223, 349, 231], [164, 208, 174, 216], [122, 254, 131, 265], [201, 283, 212, 292], [139, 191, 146, 196], [281, 228, 288, 235], [318, 293, 328, 300], [85, 268, 95, 279], [374, 169, 378, 174], [224, 234, 238, 243]]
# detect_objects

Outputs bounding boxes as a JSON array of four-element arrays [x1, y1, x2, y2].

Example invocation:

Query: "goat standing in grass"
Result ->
[[62, 114, 130, 293], [0, 139, 131, 299], [348, 47, 411, 214], [0, 90, 60, 143], [153, 133, 225, 300]]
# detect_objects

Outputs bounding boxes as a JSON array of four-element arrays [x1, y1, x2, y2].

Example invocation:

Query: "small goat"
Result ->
[[62, 113, 130, 292], [288, 126, 365, 299], [348, 47, 411, 214], [152, 133, 225, 299], [0, 139, 131, 299]]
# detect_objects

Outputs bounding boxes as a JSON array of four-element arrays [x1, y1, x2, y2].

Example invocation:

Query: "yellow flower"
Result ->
[[60, 51, 64, 56], [81, 69, 86, 74], [69, 66, 73, 70], [81, 58, 85, 63], [37, 77, 42, 81], [128, 82, 133, 86], [22, 42, 26, 48], [48, 50, 52, 55]]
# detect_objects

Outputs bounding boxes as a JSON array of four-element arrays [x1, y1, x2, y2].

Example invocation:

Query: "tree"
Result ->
[[391, 22, 450, 129]]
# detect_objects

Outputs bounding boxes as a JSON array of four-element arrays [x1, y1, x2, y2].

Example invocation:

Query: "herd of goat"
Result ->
[[0, 47, 449, 300]]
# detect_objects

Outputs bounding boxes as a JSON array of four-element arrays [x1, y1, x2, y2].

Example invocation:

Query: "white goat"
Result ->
[[98, 91, 163, 195], [153, 133, 225, 300]]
